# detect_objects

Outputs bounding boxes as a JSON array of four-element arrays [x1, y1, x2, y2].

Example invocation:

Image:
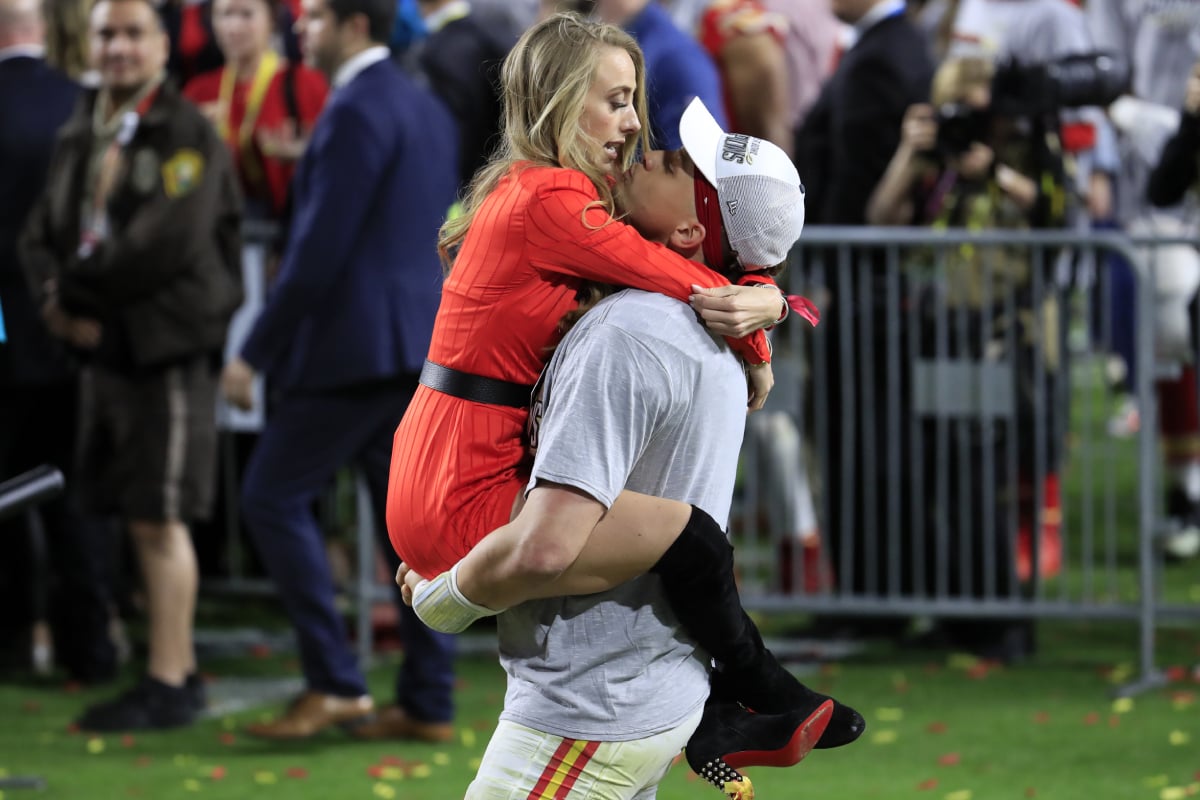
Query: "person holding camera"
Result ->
[[1147, 58, 1200, 212], [867, 55, 1066, 663]]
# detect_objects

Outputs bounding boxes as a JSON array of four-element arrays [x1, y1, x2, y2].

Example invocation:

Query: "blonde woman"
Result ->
[[385, 11, 861, 778]]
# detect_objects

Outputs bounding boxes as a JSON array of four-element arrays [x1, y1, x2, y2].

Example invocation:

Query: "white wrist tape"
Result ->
[[411, 562, 501, 634]]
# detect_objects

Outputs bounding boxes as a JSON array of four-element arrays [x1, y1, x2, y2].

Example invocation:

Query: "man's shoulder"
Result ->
[[573, 290, 715, 354]]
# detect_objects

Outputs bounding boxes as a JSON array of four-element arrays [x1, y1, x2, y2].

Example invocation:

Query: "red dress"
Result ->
[[183, 61, 328, 218], [387, 164, 773, 576]]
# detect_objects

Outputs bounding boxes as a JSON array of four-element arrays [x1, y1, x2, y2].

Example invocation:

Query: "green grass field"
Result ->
[[2, 616, 1197, 800]]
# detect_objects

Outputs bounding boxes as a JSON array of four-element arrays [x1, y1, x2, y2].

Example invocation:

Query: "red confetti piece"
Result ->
[[1025, 788, 1037, 797], [126, 788, 143, 797], [367, 766, 384, 779], [66, 722, 81, 735], [210, 766, 226, 781], [1083, 713, 1100, 726], [938, 753, 961, 766], [285, 767, 308, 779], [917, 779, 939, 791], [1033, 711, 1050, 724], [121, 735, 136, 748], [250, 643, 272, 659], [218, 732, 236, 746], [966, 662, 993, 680], [64, 681, 82, 694], [1167, 666, 1187, 682], [927, 722, 948, 734], [380, 755, 404, 766], [1108, 715, 1120, 728], [1194, 771, 1200, 781], [135, 756, 152, 768], [819, 664, 837, 676], [22, 700, 42, 712]]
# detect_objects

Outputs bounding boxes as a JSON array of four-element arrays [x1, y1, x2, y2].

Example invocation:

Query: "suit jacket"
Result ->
[[240, 57, 459, 392], [795, 12, 934, 226], [0, 55, 79, 385]]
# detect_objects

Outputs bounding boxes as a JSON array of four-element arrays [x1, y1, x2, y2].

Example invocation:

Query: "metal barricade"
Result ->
[[734, 226, 1200, 696]]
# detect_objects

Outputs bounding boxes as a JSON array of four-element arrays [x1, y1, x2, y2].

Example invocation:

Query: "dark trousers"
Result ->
[[239, 378, 455, 723], [0, 380, 116, 682]]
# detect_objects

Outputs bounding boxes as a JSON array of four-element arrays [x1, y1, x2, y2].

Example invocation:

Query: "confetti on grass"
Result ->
[[253, 771, 277, 785], [876, 708, 904, 722], [944, 790, 973, 800], [86, 738, 105, 755], [917, 779, 939, 791], [927, 722, 948, 734], [938, 753, 961, 766], [373, 784, 396, 799], [870, 730, 897, 745], [1168, 731, 1191, 746]]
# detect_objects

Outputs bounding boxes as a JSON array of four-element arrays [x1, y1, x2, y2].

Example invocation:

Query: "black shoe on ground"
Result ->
[[77, 675, 196, 732], [686, 700, 833, 798], [185, 672, 207, 712], [713, 654, 866, 749]]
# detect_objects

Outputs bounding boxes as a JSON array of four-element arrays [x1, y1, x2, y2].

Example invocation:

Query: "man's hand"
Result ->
[[220, 356, 256, 411], [690, 283, 784, 338], [41, 294, 102, 349], [397, 561, 501, 633], [257, 120, 309, 163], [746, 360, 774, 412]]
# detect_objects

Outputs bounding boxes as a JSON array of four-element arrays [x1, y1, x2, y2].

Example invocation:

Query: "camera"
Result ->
[[990, 52, 1129, 118], [935, 103, 991, 156]]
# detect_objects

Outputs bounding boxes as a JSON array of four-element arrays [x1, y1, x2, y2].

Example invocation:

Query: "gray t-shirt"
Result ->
[[497, 289, 747, 741]]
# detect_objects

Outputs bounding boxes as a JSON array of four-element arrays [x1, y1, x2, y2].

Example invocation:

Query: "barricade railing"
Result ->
[[734, 226, 1200, 696]]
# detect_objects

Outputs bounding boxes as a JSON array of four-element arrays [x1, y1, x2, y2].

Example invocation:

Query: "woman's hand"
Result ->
[[690, 283, 783, 338], [955, 141, 995, 181], [1185, 60, 1200, 115], [746, 360, 774, 412], [900, 103, 938, 156]]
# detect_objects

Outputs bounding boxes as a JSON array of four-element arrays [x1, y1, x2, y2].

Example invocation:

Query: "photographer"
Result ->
[[867, 55, 1067, 663]]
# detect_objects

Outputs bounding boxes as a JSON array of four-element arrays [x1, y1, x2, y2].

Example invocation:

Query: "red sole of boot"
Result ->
[[723, 700, 833, 770]]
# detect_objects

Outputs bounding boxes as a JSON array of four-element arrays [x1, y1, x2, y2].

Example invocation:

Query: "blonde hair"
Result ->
[[930, 55, 994, 108], [438, 11, 651, 272], [44, 0, 90, 79]]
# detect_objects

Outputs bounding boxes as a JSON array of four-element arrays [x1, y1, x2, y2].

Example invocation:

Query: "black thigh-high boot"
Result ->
[[650, 505, 865, 749]]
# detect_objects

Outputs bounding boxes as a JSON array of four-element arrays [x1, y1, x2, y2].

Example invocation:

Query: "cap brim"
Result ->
[[679, 97, 724, 187]]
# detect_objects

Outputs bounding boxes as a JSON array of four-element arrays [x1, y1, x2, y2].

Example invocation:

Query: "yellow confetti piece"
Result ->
[[1146, 775, 1171, 788], [468, 758, 482, 771], [86, 738, 105, 754], [254, 771, 277, 785], [173, 754, 196, 767], [870, 730, 898, 744], [461, 729, 476, 748], [944, 790, 973, 800], [411, 764, 432, 779], [221, 718, 236, 731], [379, 767, 403, 781], [876, 708, 904, 722], [373, 783, 396, 799], [1162, 787, 1186, 800], [433, 753, 450, 766], [1188, 585, 1200, 603], [948, 654, 980, 671], [1169, 730, 1191, 746], [1111, 697, 1134, 714], [1173, 696, 1195, 711], [183, 779, 201, 792], [1108, 664, 1133, 684]]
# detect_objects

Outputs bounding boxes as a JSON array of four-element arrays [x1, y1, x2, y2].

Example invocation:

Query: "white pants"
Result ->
[[465, 707, 704, 800]]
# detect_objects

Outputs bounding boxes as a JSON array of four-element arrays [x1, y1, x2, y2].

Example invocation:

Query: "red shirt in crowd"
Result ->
[[386, 164, 775, 577], [184, 59, 328, 218]]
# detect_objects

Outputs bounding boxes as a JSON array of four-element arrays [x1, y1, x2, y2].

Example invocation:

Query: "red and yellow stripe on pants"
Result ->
[[527, 738, 601, 800]]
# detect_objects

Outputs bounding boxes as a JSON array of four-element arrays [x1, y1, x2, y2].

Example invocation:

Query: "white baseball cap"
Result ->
[[678, 97, 806, 271]]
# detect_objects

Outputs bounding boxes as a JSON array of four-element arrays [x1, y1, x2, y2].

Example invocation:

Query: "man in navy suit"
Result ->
[[0, 0, 118, 684], [220, 0, 460, 741]]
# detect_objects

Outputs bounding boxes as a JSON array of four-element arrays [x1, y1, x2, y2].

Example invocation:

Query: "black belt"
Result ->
[[419, 360, 534, 409]]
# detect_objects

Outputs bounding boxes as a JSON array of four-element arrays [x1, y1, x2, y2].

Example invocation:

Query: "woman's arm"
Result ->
[[525, 171, 781, 363], [867, 103, 936, 226]]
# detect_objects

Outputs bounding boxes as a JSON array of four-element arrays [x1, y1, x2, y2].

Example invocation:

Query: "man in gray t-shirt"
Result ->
[[402, 99, 841, 800]]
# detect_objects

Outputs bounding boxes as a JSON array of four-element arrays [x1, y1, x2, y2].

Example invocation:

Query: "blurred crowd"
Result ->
[[2, 0, 1199, 737]]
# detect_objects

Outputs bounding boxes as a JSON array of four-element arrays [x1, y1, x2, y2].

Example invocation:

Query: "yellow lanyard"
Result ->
[[216, 50, 280, 186]]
